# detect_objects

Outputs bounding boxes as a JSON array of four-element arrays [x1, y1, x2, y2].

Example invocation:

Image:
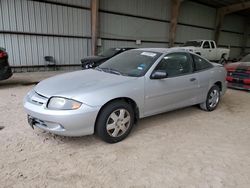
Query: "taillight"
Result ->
[[243, 79, 250, 85], [0, 51, 7, 58], [226, 76, 233, 82], [227, 71, 233, 76]]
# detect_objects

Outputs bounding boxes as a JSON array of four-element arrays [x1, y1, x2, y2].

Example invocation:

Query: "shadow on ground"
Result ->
[[0, 80, 38, 88]]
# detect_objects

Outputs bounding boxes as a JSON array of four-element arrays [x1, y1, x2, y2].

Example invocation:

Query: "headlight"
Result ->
[[47, 97, 82, 110]]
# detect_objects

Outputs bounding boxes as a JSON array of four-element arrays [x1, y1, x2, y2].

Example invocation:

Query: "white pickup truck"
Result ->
[[173, 40, 230, 64]]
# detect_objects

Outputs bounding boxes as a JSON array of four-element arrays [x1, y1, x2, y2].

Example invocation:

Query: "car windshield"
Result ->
[[98, 50, 162, 77], [98, 48, 120, 57], [183, 41, 202, 47], [240, 54, 250, 62]]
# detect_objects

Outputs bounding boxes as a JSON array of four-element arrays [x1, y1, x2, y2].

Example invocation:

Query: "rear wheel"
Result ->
[[96, 101, 134, 143], [200, 85, 220, 111], [219, 55, 227, 65]]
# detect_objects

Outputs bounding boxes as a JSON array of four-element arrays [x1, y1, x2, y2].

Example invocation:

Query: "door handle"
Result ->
[[190, 78, 196, 82]]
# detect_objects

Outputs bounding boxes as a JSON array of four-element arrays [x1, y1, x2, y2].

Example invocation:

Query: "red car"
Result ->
[[0, 47, 12, 81], [225, 54, 250, 90]]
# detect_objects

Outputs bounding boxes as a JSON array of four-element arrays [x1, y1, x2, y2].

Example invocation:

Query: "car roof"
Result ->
[[110, 47, 135, 50], [133, 48, 186, 54], [186, 39, 214, 42]]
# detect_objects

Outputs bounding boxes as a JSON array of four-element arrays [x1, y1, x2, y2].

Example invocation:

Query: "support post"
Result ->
[[241, 17, 250, 54], [168, 0, 182, 47], [214, 9, 225, 44], [214, 1, 250, 44], [91, 0, 99, 55]]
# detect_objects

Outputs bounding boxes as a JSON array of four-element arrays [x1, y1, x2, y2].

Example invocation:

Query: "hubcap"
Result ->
[[208, 89, 219, 108], [106, 109, 131, 137]]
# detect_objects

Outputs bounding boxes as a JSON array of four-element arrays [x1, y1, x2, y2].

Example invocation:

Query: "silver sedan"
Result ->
[[23, 48, 227, 143]]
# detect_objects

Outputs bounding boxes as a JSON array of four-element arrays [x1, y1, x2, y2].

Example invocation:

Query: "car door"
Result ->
[[143, 52, 200, 117], [209, 41, 216, 61], [201, 41, 211, 60], [191, 54, 214, 103]]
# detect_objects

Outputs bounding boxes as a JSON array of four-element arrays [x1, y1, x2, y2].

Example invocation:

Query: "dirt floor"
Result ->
[[0, 72, 250, 188]]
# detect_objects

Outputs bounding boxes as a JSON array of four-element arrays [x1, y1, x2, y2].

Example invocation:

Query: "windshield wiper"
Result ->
[[95, 67, 103, 72], [108, 68, 123, 75], [96, 67, 128, 76], [98, 67, 123, 75]]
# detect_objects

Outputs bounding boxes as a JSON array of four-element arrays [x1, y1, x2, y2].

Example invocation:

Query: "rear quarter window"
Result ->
[[192, 54, 213, 71]]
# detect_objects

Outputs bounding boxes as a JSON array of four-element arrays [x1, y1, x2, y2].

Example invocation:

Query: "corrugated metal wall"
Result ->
[[99, 0, 170, 51], [245, 25, 250, 54], [0, 0, 91, 72], [99, 0, 248, 59], [0, 0, 249, 72]]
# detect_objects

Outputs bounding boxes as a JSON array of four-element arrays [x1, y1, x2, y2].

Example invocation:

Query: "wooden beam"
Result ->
[[214, 9, 225, 44], [241, 17, 250, 54], [221, 1, 250, 15], [168, 0, 182, 47], [214, 1, 250, 44], [91, 0, 99, 55]]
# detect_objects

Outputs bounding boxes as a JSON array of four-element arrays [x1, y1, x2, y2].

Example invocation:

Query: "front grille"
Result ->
[[30, 116, 48, 127], [232, 79, 244, 84], [28, 115, 64, 130], [29, 91, 48, 106]]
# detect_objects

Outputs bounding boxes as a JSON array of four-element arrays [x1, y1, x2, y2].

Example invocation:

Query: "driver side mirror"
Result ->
[[151, 70, 168, 79]]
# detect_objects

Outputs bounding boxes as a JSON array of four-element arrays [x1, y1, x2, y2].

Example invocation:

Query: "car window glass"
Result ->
[[99, 50, 162, 77], [155, 53, 192, 77], [98, 48, 119, 57], [210, 42, 215, 49], [203, 41, 210, 49], [192, 54, 212, 71]]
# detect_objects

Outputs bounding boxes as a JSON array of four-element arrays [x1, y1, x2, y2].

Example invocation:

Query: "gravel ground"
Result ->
[[0, 72, 250, 188]]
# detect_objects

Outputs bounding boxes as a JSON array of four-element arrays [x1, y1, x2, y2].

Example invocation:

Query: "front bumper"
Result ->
[[0, 60, 12, 81], [227, 82, 250, 91], [23, 93, 100, 136]]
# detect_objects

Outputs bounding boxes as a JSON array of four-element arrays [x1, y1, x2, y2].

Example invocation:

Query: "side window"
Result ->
[[155, 53, 192, 77], [210, 42, 215, 49], [192, 54, 213, 71], [203, 41, 210, 49]]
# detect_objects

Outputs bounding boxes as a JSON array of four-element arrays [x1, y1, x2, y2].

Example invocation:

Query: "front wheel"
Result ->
[[219, 55, 227, 65], [200, 85, 220, 111], [96, 101, 134, 143]]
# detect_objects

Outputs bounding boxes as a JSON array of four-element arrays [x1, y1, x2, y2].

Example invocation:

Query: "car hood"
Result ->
[[34, 69, 137, 99]]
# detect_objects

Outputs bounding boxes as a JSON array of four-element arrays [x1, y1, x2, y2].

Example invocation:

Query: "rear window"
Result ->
[[210, 42, 215, 49], [203, 41, 210, 49], [192, 54, 213, 71]]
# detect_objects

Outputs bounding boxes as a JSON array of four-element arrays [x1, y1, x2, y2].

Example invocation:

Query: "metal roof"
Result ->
[[192, 0, 250, 16]]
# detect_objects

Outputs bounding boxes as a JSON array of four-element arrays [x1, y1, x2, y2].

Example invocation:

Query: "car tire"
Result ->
[[199, 85, 220, 111], [219, 55, 227, 65], [96, 101, 134, 143]]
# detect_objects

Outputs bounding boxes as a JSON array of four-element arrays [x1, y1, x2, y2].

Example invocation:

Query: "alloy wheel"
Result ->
[[106, 109, 131, 137], [208, 89, 219, 108]]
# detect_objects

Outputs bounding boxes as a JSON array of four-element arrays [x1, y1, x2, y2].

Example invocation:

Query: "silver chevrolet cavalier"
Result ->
[[24, 48, 227, 143]]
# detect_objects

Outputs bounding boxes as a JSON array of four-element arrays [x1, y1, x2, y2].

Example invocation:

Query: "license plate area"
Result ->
[[27, 115, 34, 129], [233, 78, 243, 83]]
